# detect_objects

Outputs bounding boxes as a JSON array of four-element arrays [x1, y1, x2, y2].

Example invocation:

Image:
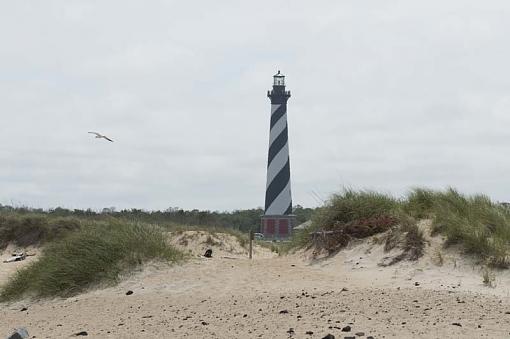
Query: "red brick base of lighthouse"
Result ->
[[260, 215, 296, 240]]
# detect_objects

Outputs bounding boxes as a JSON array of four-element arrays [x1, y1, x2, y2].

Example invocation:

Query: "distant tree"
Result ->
[[1, 204, 317, 234], [50, 207, 71, 216], [293, 205, 315, 224], [101, 207, 114, 214]]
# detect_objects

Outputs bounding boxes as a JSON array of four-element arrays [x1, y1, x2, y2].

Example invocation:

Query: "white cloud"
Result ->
[[2, 0, 510, 210]]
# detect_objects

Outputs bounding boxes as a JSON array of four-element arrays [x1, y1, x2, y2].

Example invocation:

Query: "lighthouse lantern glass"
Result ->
[[273, 75, 285, 86]]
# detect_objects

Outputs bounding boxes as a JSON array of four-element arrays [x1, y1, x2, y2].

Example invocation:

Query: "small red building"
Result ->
[[261, 215, 295, 239]]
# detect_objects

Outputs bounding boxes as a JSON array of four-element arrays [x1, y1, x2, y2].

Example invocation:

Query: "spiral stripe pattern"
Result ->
[[265, 103, 292, 215]]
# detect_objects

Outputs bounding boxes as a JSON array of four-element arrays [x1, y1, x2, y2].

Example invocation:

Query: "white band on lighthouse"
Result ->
[[266, 142, 288, 188], [269, 111, 287, 146]]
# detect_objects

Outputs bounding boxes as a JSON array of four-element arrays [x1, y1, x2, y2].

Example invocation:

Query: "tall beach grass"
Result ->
[[289, 187, 510, 267], [0, 220, 183, 301]]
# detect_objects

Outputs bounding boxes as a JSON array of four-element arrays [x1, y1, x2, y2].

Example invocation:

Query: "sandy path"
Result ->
[[0, 245, 39, 287], [2, 252, 510, 339]]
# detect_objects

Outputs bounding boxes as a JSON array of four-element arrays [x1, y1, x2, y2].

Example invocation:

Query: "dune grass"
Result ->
[[289, 188, 510, 267], [0, 213, 81, 249], [312, 189, 400, 229], [296, 189, 406, 254], [0, 220, 183, 301], [407, 188, 510, 267], [278, 227, 312, 254], [382, 217, 426, 264]]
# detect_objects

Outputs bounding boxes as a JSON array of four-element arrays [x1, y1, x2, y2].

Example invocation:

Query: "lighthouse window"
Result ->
[[266, 219, 275, 234], [273, 77, 285, 86], [278, 219, 289, 235]]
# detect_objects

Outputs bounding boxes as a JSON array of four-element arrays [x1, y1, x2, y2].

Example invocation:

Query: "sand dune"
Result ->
[[1, 228, 510, 338]]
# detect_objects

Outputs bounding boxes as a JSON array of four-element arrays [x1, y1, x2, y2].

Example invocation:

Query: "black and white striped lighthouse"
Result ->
[[261, 71, 295, 239]]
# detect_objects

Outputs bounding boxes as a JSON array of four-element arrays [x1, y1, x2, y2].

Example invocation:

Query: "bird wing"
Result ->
[[103, 136, 114, 142], [88, 131, 101, 136]]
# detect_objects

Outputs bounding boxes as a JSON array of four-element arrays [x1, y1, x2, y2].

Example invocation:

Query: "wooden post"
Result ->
[[249, 229, 253, 260]]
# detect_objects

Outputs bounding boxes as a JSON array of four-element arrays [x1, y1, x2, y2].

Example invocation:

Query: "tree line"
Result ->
[[0, 204, 316, 233]]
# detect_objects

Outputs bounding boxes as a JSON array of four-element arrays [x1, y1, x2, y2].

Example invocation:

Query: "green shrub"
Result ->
[[0, 213, 80, 249], [0, 221, 183, 301]]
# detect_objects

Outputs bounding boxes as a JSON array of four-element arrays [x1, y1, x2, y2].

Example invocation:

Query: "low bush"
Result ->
[[0, 213, 80, 249]]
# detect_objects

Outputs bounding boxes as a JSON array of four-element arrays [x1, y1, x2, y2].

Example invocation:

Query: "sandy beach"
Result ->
[[1, 230, 510, 339]]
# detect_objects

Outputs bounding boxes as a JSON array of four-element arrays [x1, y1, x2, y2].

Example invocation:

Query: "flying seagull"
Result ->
[[88, 131, 114, 142]]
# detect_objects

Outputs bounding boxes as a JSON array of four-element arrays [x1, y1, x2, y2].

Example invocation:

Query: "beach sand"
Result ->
[[1, 229, 510, 338]]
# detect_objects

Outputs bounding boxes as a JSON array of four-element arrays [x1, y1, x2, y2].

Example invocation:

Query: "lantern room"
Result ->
[[273, 70, 285, 86]]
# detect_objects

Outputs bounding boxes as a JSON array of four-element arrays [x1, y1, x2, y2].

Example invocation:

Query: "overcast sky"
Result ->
[[2, 1, 510, 211]]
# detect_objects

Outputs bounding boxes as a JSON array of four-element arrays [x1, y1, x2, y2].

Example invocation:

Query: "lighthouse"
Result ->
[[261, 71, 295, 239]]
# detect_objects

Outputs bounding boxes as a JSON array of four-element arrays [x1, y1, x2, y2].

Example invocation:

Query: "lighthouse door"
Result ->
[[266, 219, 275, 236], [278, 219, 289, 237]]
